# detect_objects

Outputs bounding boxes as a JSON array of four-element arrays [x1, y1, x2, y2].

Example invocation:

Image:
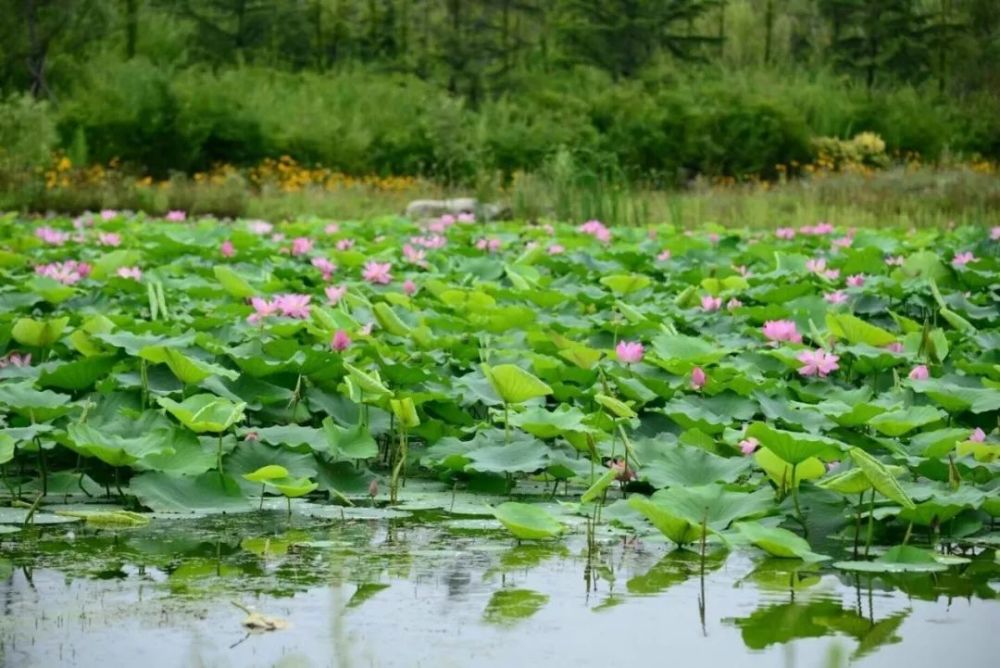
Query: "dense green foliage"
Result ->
[[1, 212, 999, 569], [0, 0, 998, 184]]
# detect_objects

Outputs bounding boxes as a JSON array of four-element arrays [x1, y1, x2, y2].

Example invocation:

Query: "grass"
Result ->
[[3, 163, 998, 229]]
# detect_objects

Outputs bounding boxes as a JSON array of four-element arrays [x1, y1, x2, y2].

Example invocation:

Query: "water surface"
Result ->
[[2, 510, 998, 668]]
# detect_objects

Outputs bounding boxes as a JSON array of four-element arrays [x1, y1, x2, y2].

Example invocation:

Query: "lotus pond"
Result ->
[[1, 212, 999, 667]]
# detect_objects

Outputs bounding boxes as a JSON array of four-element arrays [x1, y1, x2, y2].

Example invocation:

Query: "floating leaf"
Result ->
[[491, 502, 563, 540], [131, 471, 251, 513], [834, 545, 963, 573]]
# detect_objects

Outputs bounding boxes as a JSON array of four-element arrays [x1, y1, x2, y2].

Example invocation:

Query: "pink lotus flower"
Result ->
[[165, 210, 186, 222], [739, 437, 759, 456], [427, 220, 448, 234], [324, 223, 340, 235], [291, 236, 313, 256], [826, 460, 840, 472], [708, 233, 720, 245], [991, 226, 1000, 241], [882, 342, 903, 353], [117, 266, 142, 281], [762, 320, 802, 344], [325, 284, 347, 305], [403, 279, 418, 296], [846, 274, 865, 288], [273, 293, 311, 319], [411, 234, 447, 249], [579, 220, 611, 243], [336, 238, 355, 251], [952, 251, 976, 266], [248, 220, 273, 235], [368, 478, 379, 498], [775, 227, 796, 240], [244, 431, 259, 442], [609, 457, 636, 482], [98, 232, 121, 247], [457, 212, 476, 223], [824, 291, 848, 305], [36, 226, 70, 246], [476, 237, 502, 253], [657, 249, 671, 261], [402, 244, 428, 267], [832, 236, 853, 249], [803, 222, 834, 235], [886, 255, 905, 266], [439, 214, 456, 226], [727, 298, 743, 310], [73, 215, 93, 230], [220, 240, 235, 258], [542, 224, 555, 236], [691, 367, 706, 390], [908, 365, 929, 380], [312, 257, 336, 280], [0, 352, 31, 369], [362, 261, 392, 284], [548, 244, 565, 255], [271, 233, 285, 243], [247, 297, 278, 324], [701, 295, 722, 311], [806, 258, 828, 274], [330, 329, 351, 352], [35, 260, 90, 285], [797, 349, 840, 377], [616, 340, 644, 364], [100, 209, 119, 221], [969, 428, 986, 442]]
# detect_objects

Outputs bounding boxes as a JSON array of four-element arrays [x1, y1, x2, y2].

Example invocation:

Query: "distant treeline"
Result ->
[[1, 0, 998, 184]]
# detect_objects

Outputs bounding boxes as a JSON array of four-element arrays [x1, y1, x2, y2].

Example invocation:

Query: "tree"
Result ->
[[819, 0, 933, 90], [555, 0, 720, 79]]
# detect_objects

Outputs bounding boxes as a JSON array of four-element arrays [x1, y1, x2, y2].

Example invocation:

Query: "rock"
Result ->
[[404, 198, 511, 221]]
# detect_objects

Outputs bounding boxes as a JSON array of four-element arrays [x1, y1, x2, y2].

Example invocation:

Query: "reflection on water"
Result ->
[[0, 511, 997, 668]]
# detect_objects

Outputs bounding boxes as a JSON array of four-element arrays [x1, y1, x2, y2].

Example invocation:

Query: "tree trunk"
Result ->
[[124, 0, 138, 59], [25, 0, 50, 98], [764, 0, 773, 64]]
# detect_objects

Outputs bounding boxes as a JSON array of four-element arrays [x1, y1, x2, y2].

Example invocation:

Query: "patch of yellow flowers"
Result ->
[[45, 154, 420, 194], [42, 142, 997, 194]]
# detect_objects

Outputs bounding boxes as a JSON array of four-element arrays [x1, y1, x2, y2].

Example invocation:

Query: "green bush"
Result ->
[[0, 94, 57, 184], [38, 57, 1000, 184], [58, 57, 186, 175]]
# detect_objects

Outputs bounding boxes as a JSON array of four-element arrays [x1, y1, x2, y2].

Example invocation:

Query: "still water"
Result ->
[[1, 509, 997, 668]]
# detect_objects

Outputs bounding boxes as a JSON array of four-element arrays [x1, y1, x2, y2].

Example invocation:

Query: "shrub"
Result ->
[[0, 94, 57, 188]]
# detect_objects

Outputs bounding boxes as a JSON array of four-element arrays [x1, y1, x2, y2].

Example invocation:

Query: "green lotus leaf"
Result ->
[[491, 502, 563, 540], [157, 393, 246, 433], [482, 363, 552, 404]]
